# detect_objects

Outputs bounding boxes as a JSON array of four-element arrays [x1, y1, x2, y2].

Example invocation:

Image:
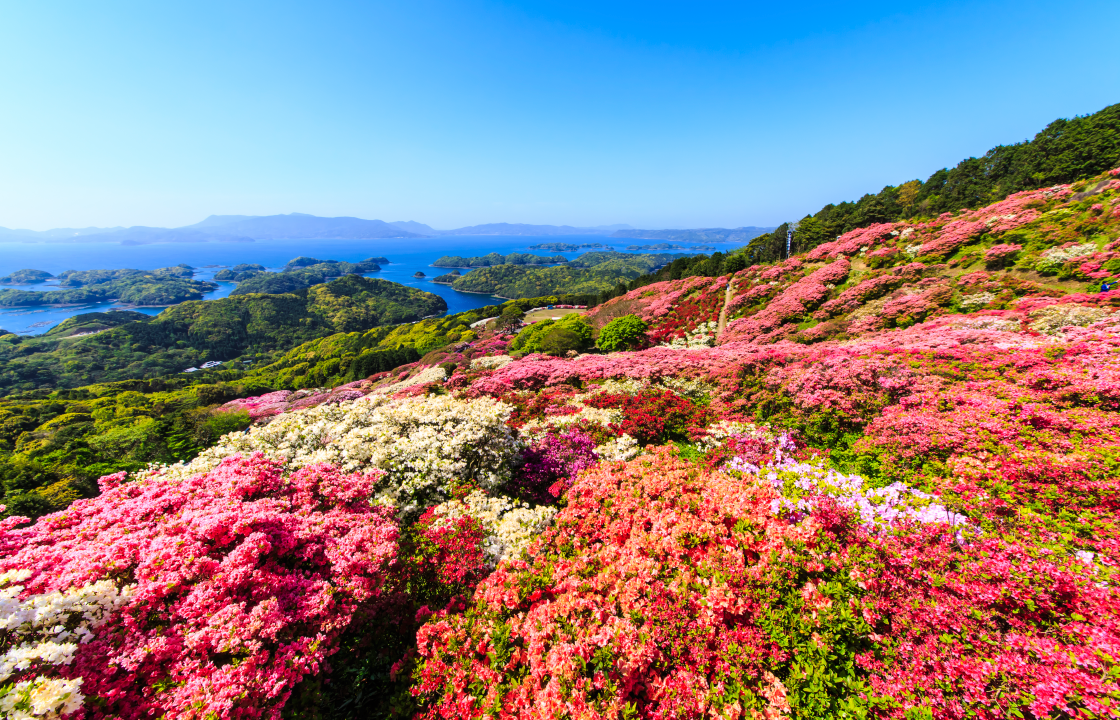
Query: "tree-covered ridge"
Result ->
[[0, 265, 215, 307], [230, 257, 383, 295], [0, 275, 446, 395], [738, 102, 1120, 266], [448, 251, 691, 298], [431, 252, 567, 267]]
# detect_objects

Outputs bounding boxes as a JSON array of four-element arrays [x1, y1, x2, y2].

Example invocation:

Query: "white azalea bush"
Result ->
[[0, 572, 133, 720], [429, 490, 555, 566], [144, 393, 523, 515]]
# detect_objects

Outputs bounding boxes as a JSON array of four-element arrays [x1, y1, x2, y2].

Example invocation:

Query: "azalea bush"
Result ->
[[0, 455, 399, 720]]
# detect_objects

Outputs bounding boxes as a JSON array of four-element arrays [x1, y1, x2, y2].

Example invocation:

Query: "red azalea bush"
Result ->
[[410, 447, 1120, 719], [0, 454, 399, 720], [410, 448, 830, 719]]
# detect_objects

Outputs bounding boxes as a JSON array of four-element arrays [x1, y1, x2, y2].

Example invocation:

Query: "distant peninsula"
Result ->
[[432, 252, 568, 268], [435, 223, 632, 237], [625, 243, 716, 252], [609, 226, 776, 243], [447, 251, 696, 298], [528, 242, 608, 251]]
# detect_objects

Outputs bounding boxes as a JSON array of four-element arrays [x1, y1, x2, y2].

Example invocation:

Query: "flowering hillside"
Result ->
[[4, 169, 1120, 719]]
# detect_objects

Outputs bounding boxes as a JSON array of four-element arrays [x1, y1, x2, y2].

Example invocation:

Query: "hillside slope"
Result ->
[[4, 168, 1120, 718]]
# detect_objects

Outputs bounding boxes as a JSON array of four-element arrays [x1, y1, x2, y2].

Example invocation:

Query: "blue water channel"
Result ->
[[0, 236, 716, 335]]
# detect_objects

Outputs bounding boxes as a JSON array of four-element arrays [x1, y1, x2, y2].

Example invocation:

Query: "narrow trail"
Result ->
[[716, 278, 736, 334]]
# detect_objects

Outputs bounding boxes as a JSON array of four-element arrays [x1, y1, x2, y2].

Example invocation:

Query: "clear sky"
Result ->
[[1, 0, 1117, 231]]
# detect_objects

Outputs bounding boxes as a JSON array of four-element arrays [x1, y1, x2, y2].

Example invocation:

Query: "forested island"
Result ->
[[230, 257, 384, 295], [431, 252, 567, 268], [0, 265, 215, 307], [527, 242, 607, 251]]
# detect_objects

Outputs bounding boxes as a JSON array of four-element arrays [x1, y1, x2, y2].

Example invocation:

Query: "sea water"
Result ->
[[0, 235, 716, 335]]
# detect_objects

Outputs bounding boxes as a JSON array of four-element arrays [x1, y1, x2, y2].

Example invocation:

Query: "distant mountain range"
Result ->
[[610, 227, 776, 243], [438, 223, 634, 236], [0, 213, 770, 245]]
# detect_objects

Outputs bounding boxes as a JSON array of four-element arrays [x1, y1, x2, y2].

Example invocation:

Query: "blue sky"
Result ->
[[1, 0, 1117, 231]]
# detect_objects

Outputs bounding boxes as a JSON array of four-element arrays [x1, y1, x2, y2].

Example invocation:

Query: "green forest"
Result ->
[[449, 251, 687, 297], [738, 102, 1120, 266], [0, 276, 446, 394]]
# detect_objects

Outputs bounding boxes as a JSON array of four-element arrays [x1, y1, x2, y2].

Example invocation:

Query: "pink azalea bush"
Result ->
[[0, 455, 399, 720]]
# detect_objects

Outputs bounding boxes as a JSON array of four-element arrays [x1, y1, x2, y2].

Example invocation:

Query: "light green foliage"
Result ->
[[596, 315, 649, 352]]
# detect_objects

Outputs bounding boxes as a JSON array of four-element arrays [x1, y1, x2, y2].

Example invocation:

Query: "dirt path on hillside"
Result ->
[[716, 278, 736, 334]]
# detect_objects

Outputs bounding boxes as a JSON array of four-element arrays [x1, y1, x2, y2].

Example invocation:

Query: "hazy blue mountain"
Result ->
[[388, 220, 438, 235], [182, 213, 426, 240], [439, 222, 634, 236], [184, 215, 260, 229], [0, 225, 125, 240], [609, 226, 776, 243]]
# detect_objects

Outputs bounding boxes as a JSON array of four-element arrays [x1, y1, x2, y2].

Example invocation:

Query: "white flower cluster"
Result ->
[[695, 420, 789, 454], [1035, 242, 1097, 273], [593, 434, 641, 462], [144, 394, 522, 514], [430, 490, 556, 566], [948, 316, 1021, 332], [0, 573, 133, 719], [469, 355, 513, 371], [0, 677, 84, 720], [745, 459, 968, 530], [663, 321, 718, 349], [958, 291, 996, 311], [519, 398, 621, 439], [372, 366, 447, 395], [904, 243, 923, 258], [1029, 305, 1116, 336]]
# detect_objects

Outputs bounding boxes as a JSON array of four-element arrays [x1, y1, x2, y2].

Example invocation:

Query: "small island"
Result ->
[[432, 270, 461, 285], [214, 264, 266, 281], [414, 271, 426, 278], [0, 269, 54, 284]]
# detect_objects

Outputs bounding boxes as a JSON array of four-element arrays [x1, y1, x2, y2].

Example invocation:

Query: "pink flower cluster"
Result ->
[[721, 259, 850, 343], [804, 222, 898, 261], [1, 455, 398, 720], [218, 382, 375, 420], [984, 242, 1022, 263]]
